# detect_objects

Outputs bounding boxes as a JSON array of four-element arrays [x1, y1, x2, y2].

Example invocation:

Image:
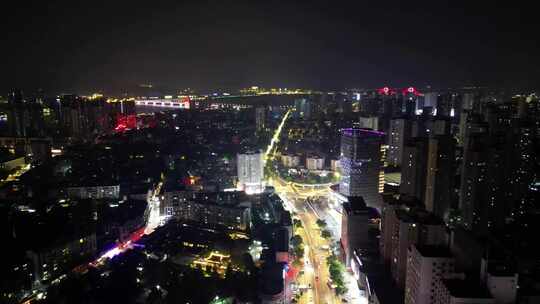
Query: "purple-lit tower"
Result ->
[[339, 128, 385, 208]]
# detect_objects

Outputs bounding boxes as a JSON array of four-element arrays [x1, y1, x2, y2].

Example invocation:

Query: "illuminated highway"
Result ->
[[264, 109, 292, 164]]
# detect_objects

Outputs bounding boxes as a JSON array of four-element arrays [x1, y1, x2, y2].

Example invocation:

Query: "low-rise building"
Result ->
[[330, 159, 340, 172], [65, 185, 120, 199], [162, 191, 251, 232], [281, 154, 301, 168], [306, 155, 324, 171]]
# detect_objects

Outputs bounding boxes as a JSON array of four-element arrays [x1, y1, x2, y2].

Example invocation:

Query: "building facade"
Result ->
[[424, 135, 455, 219], [306, 156, 324, 171], [339, 128, 384, 208], [400, 137, 429, 202], [387, 118, 411, 167], [237, 151, 264, 194], [405, 245, 455, 304]]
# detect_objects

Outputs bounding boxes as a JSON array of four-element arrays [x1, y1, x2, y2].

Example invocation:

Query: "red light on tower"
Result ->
[[378, 87, 389, 95], [403, 87, 421, 96], [378, 87, 396, 95]]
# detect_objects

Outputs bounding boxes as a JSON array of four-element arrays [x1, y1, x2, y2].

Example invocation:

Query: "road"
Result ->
[[1, 163, 31, 186], [298, 204, 337, 304], [266, 111, 368, 304], [264, 109, 292, 164], [273, 175, 339, 304], [265, 112, 338, 304]]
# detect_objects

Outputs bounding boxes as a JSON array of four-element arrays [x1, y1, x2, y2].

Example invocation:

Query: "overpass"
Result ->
[[135, 93, 311, 109]]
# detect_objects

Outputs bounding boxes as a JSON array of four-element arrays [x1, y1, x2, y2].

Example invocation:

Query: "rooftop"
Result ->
[[443, 279, 493, 299], [395, 209, 443, 225], [415, 245, 453, 258], [342, 127, 385, 137]]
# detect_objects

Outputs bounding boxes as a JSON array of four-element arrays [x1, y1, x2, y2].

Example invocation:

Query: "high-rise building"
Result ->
[[459, 118, 489, 231], [379, 195, 423, 263], [381, 208, 447, 289], [458, 114, 536, 234], [335, 94, 352, 114], [359, 116, 379, 130], [340, 197, 370, 267], [506, 121, 536, 220], [412, 112, 431, 137], [401, 87, 420, 115], [237, 151, 264, 194], [457, 110, 469, 146], [7, 89, 25, 137], [461, 93, 477, 111], [400, 137, 429, 202], [436, 93, 456, 118], [255, 107, 266, 131], [387, 118, 411, 167], [294, 98, 312, 119], [339, 128, 385, 208], [424, 92, 438, 112], [431, 118, 451, 135], [405, 245, 455, 304], [424, 135, 456, 219], [6, 89, 45, 138]]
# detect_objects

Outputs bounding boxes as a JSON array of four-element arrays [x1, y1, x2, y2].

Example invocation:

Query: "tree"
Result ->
[[321, 229, 331, 239], [327, 254, 347, 295], [291, 235, 304, 258], [293, 218, 303, 229], [316, 219, 327, 228], [291, 235, 303, 247]]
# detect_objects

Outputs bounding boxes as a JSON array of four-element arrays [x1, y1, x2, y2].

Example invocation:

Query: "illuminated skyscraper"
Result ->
[[339, 128, 384, 208], [237, 150, 264, 195]]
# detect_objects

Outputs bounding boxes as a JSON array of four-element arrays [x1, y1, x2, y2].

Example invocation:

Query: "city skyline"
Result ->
[[1, 2, 540, 304], [2, 1, 540, 94]]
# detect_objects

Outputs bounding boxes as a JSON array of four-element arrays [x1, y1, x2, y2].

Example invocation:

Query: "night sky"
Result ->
[[2, 1, 539, 94]]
